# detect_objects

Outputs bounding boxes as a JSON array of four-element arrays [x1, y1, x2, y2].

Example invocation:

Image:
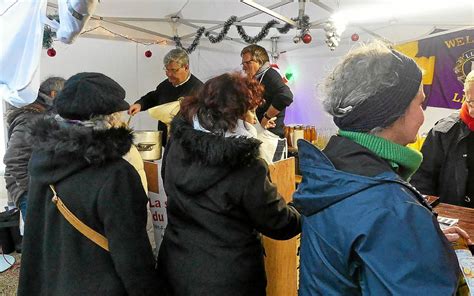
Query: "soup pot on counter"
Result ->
[[133, 130, 162, 160]]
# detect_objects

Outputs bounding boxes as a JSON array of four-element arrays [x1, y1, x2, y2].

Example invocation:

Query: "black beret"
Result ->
[[55, 72, 129, 120]]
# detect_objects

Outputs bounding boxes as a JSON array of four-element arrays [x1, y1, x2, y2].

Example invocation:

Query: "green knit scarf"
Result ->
[[338, 130, 423, 181]]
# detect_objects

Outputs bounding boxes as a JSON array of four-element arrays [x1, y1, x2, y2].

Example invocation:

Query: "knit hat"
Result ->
[[54, 72, 129, 120], [333, 49, 422, 132]]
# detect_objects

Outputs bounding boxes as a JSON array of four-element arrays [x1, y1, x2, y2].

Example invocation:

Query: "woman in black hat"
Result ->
[[18, 73, 157, 296], [294, 42, 465, 295]]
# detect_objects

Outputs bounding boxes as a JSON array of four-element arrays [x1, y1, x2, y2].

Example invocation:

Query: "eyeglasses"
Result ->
[[241, 59, 255, 66], [465, 100, 474, 106], [163, 66, 182, 73]]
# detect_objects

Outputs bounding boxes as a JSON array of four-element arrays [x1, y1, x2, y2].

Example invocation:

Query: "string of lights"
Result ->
[[80, 25, 168, 46], [43, 21, 169, 49]]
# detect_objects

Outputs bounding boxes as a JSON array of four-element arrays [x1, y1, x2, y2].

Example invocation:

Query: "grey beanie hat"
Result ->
[[333, 49, 422, 132], [55, 72, 129, 120]]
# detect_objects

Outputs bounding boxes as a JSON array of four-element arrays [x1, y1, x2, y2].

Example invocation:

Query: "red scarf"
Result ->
[[460, 102, 474, 131]]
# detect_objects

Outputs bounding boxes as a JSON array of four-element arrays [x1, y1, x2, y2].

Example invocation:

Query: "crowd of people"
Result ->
[[4, 42, 474, 295]]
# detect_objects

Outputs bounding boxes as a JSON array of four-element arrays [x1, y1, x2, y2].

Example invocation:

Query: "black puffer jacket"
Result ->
[[411, 111, 473, 207], [157, 115, 301, 296], [18, 118, 158, 296]]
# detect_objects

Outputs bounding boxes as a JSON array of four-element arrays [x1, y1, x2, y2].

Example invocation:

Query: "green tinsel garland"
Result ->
[[42, 14, 59, 49], [174, 15, 310, 54]]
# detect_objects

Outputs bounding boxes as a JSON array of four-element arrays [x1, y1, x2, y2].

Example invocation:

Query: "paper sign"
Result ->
[[148, 158, 168, 251]]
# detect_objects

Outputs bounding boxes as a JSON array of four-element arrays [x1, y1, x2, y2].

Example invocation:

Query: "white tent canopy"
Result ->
[[46, 0, 473, 51]]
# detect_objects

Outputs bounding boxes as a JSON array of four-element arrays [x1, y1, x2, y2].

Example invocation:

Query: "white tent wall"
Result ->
[[38, 36, 342, 134], [39, 37, 245, 131], [282, 47, 340, 130], [38, 35, 456, 135], [37, 36, 340, 132], [283, 44, 456, 136]]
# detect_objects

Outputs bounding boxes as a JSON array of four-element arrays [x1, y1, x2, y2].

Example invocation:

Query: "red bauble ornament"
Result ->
[[302, 33, 312, 44], [47, 48, 56, 57], [145, 50, 152, 58], [351, 33, 360, 42]]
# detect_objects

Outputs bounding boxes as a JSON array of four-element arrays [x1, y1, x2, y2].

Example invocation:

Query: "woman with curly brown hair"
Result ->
[[157, 72, 301, 296]]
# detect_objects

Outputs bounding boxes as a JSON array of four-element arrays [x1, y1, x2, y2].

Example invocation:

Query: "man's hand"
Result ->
[[128, 103, 142, 115], [261, 116, 276, 129], [261, 105, 279, 130], [443, 226, 473, 244]]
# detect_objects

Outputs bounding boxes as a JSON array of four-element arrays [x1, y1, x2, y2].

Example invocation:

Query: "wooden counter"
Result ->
[[264, 157, 299, 296], [435, 203, 474, 239], [144, 161, 159, 194]]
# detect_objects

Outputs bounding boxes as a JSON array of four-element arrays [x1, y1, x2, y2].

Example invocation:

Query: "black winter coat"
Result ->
[[18, 118, 158, 296], [157, 116, 301, 296], [411, 112, 473, 207]]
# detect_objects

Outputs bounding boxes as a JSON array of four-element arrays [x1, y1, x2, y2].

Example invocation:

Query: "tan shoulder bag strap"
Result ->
[[49, 185, 109, 252]]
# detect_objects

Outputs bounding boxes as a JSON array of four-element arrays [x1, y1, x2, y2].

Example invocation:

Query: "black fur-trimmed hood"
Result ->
[[30, 117, 133, 165], [166, 115, 262, 194], [28, 117, 134, 185], [170, 115, 261, 167]]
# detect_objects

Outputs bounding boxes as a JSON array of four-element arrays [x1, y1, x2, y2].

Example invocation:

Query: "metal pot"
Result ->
[[133, 131, 162, 160]]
